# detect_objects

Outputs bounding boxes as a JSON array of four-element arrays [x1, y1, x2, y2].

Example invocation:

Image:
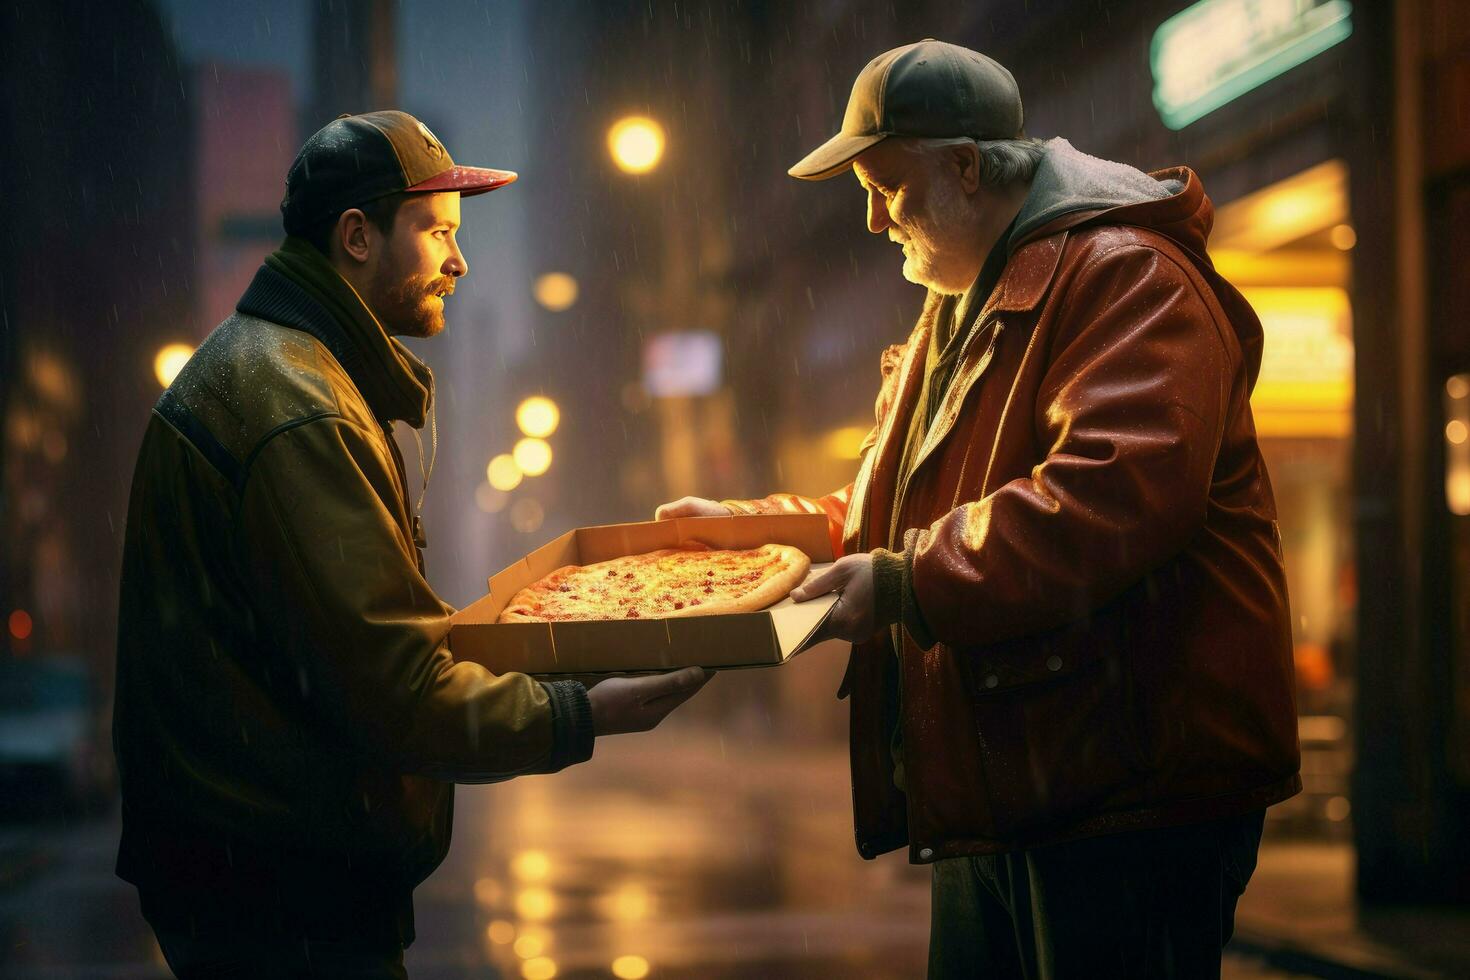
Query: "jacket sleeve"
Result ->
[[237, 415, 593, 782], [722, 340, 910, 559], [723, 485, 855, 559], [908, 243, 1233, 649]]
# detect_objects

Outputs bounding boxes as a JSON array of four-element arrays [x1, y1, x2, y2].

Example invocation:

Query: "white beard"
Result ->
[[897, 176, 970, 295]]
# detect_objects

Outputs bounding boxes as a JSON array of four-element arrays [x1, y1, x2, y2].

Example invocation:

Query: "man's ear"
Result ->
[[950, 142, 982, 195], [337, 209, 371, 265]]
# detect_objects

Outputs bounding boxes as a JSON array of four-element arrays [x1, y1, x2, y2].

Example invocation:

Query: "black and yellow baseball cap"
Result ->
[[281, 110, 517, 234], [789, 39, 1024, 180]]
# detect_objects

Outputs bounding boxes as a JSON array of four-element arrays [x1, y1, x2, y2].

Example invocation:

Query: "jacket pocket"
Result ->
[[965, 620, 1149, 837]]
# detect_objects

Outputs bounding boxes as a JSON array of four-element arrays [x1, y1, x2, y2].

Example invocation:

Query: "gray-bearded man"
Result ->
[[659, 39, 1300, 978]]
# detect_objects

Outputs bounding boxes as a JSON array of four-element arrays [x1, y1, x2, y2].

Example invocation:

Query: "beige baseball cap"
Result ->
[[282, 110, 518, 234]]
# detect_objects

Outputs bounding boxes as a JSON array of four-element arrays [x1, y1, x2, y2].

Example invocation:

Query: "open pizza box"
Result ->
[[449, 513, 840, 675]]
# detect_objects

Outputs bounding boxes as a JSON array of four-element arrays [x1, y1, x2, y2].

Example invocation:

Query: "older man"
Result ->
[[659, 40, 1300, 978]]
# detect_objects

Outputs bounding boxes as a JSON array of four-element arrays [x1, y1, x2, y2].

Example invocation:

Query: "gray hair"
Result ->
[[912, 136, 1046, 186]]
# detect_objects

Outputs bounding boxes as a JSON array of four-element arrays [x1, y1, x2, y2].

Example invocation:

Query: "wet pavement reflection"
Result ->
[[409, 653, 932, 978], [0, 649, 1306, 978]]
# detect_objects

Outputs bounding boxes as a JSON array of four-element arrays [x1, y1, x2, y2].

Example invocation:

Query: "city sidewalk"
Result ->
[[3, 657, 1469, 978], [1233, 838, 1470, 979]]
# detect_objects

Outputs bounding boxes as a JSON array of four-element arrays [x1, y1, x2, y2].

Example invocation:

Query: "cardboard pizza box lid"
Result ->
[[448, 513, 840, 674]]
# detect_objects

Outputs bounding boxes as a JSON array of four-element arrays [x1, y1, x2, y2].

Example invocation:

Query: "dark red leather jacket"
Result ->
[[730, 168, 1301, 861]]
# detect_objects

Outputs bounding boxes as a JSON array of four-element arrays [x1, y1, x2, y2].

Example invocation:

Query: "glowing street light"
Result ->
[[513, 437, 553, 477], [488, 454, 523, 491], [154, 343, 194, 387], [608, 116, 665, 174], [533, 272, 579, 312], [516, 396, 560, 439]]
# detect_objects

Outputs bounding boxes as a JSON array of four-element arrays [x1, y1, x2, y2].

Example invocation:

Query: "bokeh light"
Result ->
[[532, 273, 579, 312], [611, 955, 651, 979], [476, 483, 509, 514], [513, 438, 553, 477], [510, 497, 546, 534], [486, 919, 515, 944], [153, 343, 194, 388], [608, 116, 665, 174], [475, 878, 503, 907], [511, 850, 551, 882], [8, 609, 33, 641], [521, 957, 557, 980], [514, 933, 546, 959], [515, 887, 555, 921], [516, 397, 561, 439], [488, 454, 523, 492]]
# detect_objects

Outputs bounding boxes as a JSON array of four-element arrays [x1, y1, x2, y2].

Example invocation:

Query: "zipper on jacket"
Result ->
[[382, 425, 427, 554]]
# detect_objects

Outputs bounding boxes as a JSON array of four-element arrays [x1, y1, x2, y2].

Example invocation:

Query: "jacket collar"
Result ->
[[987, 230, 1069, 314], [870, 224, 1073, 510], [237, 239, 434, 428]]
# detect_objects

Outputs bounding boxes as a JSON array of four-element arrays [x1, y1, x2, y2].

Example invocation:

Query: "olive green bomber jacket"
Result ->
[[113, 258, 592, 939]]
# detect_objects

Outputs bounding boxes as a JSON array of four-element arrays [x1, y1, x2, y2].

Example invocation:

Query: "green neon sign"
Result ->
[[1151, 0, 1353, 130]]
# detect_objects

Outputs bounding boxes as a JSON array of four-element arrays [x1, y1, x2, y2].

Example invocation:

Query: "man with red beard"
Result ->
[[660, 40, 1299, 978], [114, 110, 708, 976]]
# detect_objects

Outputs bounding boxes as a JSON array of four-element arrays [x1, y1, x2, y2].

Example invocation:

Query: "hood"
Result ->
[[1009, 138, 1263, 383], [1011, 138, 1188, 249]]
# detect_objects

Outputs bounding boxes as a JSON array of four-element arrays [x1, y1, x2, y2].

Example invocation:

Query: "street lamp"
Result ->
[[608, 115, 665, 174]]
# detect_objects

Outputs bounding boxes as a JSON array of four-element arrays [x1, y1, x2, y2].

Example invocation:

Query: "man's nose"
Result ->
[[445, 240, 468, 279], [866, 188, 890, 235]]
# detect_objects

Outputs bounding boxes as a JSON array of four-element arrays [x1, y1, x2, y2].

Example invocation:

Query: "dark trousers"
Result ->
[[928, 810, 1265, 979], [152, 928, 407, 980]]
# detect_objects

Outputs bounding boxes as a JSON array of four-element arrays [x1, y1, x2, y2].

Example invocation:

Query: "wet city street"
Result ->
[[0, 649, 1310, 979]]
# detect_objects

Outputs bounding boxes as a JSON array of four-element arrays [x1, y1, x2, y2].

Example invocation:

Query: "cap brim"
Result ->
[[788, 132, 889, 180], [407, 165, 519, 196]]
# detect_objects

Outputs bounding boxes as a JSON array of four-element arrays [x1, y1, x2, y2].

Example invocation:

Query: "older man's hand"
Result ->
[[790, 552, 876, 644], [654, 496, 734, 520]]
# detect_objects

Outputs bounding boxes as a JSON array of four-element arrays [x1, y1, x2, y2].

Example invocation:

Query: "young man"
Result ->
[[659, 41, 1300, 978], [114, 111, 708, 977]]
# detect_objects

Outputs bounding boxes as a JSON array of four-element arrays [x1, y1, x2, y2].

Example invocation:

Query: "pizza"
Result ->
[[496, 543, 811, 623]]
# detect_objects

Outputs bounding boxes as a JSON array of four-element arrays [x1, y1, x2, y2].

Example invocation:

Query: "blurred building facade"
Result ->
[[193, 63, 296, 328], [307, 0, 396, 132], [0, 1, 195, 692]]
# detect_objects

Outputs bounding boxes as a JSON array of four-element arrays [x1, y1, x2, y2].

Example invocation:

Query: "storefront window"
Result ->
[[1215, 159, 1356, 838]]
